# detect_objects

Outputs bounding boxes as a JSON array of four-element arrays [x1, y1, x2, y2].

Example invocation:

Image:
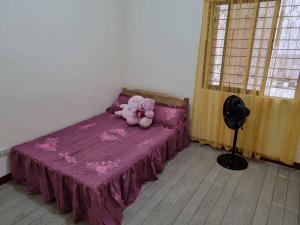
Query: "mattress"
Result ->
[[11, 112, 189, 225]]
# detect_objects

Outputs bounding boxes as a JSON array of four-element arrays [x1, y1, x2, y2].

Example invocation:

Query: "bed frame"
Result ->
[[10, 88, 191, 225], [122, 88, 189, 107]]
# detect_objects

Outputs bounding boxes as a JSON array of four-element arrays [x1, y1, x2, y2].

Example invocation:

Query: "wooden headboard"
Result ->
[[122, 88, 189, 107]]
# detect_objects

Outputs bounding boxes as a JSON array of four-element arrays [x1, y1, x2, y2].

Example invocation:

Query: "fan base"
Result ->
[[217, 154, 248, 170]]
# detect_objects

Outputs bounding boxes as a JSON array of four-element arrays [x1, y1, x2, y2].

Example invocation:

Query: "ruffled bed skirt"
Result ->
[[11, 123, 189, 225]]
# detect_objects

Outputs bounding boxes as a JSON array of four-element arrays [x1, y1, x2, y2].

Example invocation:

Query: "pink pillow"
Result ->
[[153, 104, 187, 128], [106, 94, 130, 113]]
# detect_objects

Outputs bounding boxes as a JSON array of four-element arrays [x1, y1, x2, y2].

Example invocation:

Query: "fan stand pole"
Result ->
[[231, 128, 238, 157], [217, 128, 248, 170]]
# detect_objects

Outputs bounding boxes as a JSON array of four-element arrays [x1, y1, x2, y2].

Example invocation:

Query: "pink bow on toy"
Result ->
[[136, 108, 145, 119]]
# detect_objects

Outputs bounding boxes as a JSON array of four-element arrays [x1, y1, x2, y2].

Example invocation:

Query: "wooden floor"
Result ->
[[0, 143, 299, 225]]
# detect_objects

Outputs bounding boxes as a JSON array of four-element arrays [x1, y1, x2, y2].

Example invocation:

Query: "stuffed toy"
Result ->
[[139, 98, 155, 128], [115, 95, 155, 128], [115, 95, 143, 125]]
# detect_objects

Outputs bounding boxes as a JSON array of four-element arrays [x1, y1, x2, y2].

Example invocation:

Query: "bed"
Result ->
[[10, 88, 190, 225]]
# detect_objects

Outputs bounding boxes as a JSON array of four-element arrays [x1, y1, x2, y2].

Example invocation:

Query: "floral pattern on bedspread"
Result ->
[[138, 138, 155, 148], [79, 123, 97, 130], [98, 128, 127, 141], [86, 160, 120, 175], [59, 152, 77, 164], [99, 132, 118, 141], [110, 128, 127, 137], [35, 138, 59, 152]]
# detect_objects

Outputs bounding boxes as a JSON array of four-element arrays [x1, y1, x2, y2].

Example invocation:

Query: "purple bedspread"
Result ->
[[11, 112, 189, 225]]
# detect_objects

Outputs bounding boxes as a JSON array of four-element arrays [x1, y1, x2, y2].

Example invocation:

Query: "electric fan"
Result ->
[[217, 95, 250, 170]]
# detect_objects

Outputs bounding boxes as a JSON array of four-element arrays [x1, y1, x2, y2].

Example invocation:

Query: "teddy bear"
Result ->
[[115, 95, 143, 125], [138, 98, 155, 128], [115, 95, 155, 128]]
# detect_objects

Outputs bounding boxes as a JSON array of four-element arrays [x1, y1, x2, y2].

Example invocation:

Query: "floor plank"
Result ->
[[220, 164, 257, 225], [251, 164, 278, 225], [267, 203, 284, 225], [232, 163, 268, 225], [283, 208, 298, 225], [140, 149, 219, 225], [124, 146, 211, 225], [285, 169, 300, 211], [203, 169, 244, 225], [123, 144, 200, 223], [266, 166, 289, 225], [0, 193, 45, 225], [189, 168, 232, 225], [272, 167, 289, 206]]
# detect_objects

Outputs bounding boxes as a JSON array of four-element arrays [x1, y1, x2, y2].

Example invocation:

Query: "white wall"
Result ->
[[0, 157, 10, 178], [122, 0, 203, 101], [0, 0, 124, 176]]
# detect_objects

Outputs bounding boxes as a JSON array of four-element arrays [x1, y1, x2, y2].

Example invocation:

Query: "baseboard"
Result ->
[[192, 140, 300, 170], [260, 157, 300, 170], [0, 173, 11, 185], [293, 162, 300, 170], [0, 147, 10, 157]]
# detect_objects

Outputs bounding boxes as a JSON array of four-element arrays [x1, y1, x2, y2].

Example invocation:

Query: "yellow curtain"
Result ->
[[191, 0, 300, 165]]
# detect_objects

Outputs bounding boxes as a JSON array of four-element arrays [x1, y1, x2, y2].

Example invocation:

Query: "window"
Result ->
[[204, 0, 300, 99]]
